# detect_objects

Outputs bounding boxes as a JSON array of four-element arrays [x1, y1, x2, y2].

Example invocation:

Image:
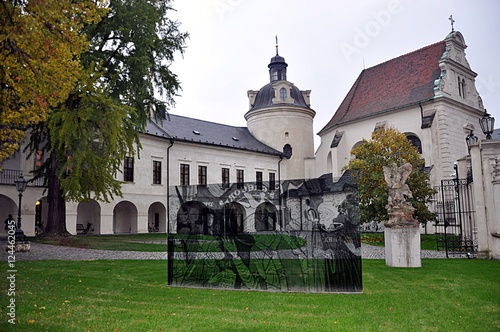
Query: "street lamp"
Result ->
[[479, 109, 495, 139], [465, 131, 478, 154], [14, 174, 27, 242]]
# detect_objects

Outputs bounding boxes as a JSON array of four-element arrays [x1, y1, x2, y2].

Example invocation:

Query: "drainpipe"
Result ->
[[278, 154, 283, 229], [167, 137, 175, 286]]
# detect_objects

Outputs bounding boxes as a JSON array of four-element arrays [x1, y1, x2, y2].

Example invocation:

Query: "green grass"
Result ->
[[30, 233, 306, 252], [361, 233, 438, 251], [30, 233, 169, 252], [1, 259, 498, 331], [31, 232, 442, 252]]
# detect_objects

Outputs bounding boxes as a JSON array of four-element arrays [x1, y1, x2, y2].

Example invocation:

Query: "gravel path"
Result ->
[[1, 241, 446, 261]]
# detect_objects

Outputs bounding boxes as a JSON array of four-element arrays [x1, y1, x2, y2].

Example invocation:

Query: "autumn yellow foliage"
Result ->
[[344, 127, 435, 223], [0, 0, 105, 162]]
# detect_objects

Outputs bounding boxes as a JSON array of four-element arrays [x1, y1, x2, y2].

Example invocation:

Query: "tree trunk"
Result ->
[[41, 151, 68, 237]]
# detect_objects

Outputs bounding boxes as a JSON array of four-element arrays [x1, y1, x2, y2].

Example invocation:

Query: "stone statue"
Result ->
[[383, 163, 418, 228]]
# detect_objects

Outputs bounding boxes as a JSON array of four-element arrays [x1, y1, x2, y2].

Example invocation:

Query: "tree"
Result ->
[[0, 0, 103, 163], [30, 0, 188, 236], [343, 127, 435, 224]]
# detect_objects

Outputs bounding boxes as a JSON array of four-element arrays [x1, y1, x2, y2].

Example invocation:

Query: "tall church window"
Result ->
[[458, 76, 466, 98], [279, 87, 287, 101]]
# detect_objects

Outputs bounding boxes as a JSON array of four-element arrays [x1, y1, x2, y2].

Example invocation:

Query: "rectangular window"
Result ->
[[236, 169, 244, 189], [124, 157, 134, 182], [256, 171, 263, 190], [269, 172, 276, 190], [153, 161, 162, 184], [180, 164, 190, 186], [198, 165, 207, 186], [222, 168, 230, 188]]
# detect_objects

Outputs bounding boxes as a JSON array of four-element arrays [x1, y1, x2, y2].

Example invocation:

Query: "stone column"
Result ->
[[383, 163, 421, 267]]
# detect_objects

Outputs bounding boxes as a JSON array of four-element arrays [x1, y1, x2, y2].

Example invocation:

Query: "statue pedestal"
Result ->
[[384, 227, 421, 267]]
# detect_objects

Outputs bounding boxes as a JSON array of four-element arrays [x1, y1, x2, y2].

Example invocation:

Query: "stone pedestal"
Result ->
[[384, 227, 421, 267]]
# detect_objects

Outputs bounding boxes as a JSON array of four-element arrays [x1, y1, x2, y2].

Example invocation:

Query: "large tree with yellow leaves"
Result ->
[[0, 0, 103, 162]]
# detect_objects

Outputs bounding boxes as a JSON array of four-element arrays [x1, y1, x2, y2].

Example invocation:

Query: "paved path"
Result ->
[[1, 241, 446, 261]]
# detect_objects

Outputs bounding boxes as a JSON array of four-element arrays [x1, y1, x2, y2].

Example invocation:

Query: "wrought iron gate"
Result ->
[[432, 177, 477, 258]]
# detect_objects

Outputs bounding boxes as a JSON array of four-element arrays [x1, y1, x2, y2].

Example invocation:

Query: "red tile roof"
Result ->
[[319, 41, 446, 134]]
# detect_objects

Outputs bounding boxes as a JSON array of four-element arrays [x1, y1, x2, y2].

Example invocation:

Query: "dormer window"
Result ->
[[280, 87, 287, 101], [458, 76, 466, 98]]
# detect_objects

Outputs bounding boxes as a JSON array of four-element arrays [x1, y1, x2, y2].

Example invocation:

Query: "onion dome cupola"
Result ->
[[245, 39, 316, 180]]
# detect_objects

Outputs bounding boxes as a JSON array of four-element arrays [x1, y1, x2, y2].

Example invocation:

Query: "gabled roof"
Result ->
[[144, 114, 282, 156], [319, 41, 446, 135]]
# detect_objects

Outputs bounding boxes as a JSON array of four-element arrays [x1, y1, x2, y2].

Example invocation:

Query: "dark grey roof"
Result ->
[[492, 128, 500, 140], [250, 82, 310, 111], [145, 114, 282, 156]]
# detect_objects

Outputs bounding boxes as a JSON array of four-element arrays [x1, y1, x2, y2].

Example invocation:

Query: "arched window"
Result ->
[[327, 151, 333, 173], [406, 134, 422, 154], [279, 87, 287, 101]]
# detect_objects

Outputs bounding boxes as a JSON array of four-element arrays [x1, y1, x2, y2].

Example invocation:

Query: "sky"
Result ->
[[167, 0, 500, 149]]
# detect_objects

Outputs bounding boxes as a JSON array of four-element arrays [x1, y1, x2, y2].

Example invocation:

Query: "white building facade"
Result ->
[[1, 31, 498, 259]]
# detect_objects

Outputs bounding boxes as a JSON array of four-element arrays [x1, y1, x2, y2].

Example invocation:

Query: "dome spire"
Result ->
[[268, 36, 287, 82]]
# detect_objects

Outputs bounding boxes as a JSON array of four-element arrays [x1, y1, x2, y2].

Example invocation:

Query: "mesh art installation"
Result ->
[[167, 175, 362, 293]]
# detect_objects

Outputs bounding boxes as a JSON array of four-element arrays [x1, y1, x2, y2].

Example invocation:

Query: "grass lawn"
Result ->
[[30, 233, 169, 252], [31, 233, 441, 252], [1, 259, 498, 331], [361, 233, 438, 251]]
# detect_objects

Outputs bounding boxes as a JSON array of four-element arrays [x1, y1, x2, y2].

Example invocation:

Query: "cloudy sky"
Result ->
[[168, 0, 500, 149]]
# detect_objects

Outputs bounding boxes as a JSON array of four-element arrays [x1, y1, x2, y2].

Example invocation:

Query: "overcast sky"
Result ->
[[168, 0, 500, 149]]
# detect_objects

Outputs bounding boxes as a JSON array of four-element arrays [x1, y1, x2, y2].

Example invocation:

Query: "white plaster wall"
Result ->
[[315, 99, 485, 189], [246, 106, 315, 180]]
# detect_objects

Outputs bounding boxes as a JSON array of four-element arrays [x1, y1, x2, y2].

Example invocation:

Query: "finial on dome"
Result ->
[[275, 35, 279, 55], [449, 15, 455, 32]]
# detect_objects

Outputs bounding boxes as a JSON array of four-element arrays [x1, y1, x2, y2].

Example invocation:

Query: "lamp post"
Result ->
[[465, 131, 478, 154], [14, 174, 27, 242], [479, 109, 495, 139]]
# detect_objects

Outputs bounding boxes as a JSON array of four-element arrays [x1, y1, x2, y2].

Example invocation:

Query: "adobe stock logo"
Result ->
[[476, 74, 500, 101], [340, 0, 403, 63], [213, 0, 243, 20]]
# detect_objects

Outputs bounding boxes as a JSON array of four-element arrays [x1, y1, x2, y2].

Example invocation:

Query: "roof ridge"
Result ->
[[365, 40, 445, 71], [169, 113, 247, 129]]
